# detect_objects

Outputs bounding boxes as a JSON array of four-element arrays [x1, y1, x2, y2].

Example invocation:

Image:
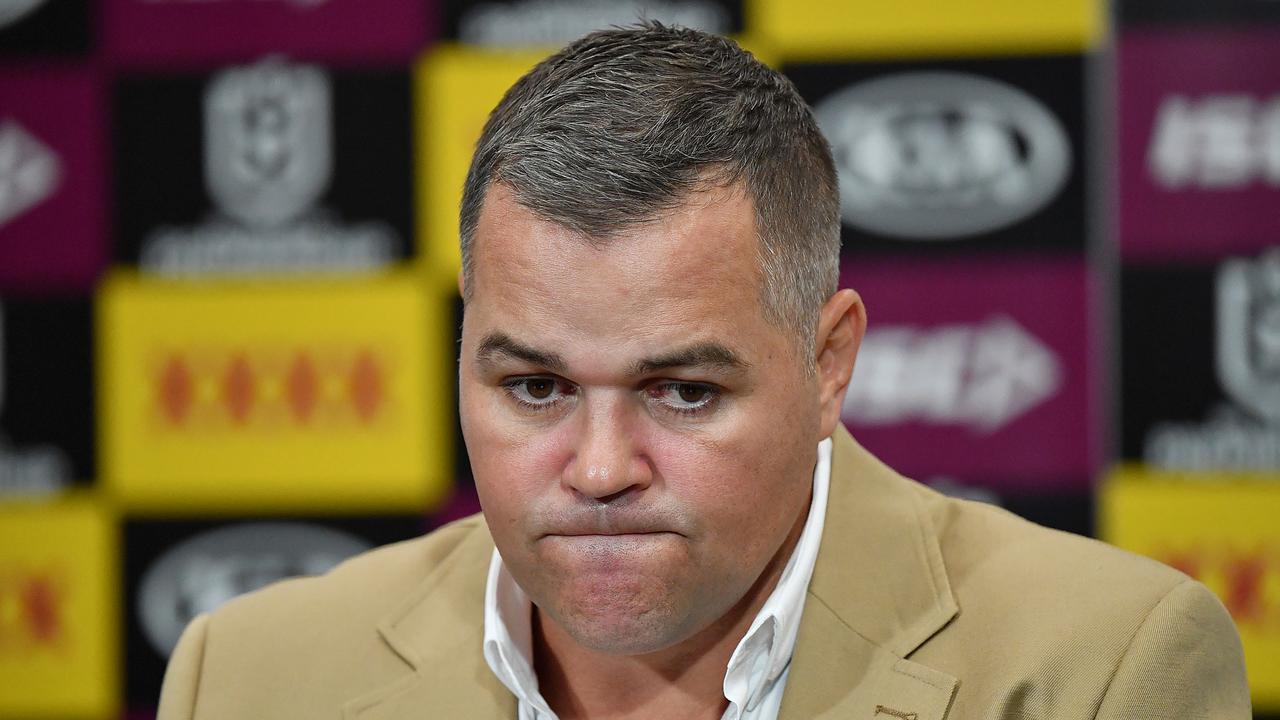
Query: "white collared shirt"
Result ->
[[482, 438, 832, 720]]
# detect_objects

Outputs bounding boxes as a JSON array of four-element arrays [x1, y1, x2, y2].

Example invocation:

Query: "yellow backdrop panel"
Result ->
[[416, 45, 547, 284], [414, 40, 779, 284], [99, 271, 452, 514], [1101, 468, 1280, 710], [747, 0, 1103, 59], [0, 496, 117, 718]]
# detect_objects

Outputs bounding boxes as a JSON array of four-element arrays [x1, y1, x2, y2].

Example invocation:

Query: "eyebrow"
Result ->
[[474, 333, 749, 377], [627, 343, 749, 376], [476, 332, 567, 373]]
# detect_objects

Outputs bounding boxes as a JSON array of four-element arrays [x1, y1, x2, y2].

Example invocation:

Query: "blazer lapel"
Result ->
[[344, 427, 958, 720], [779, 426, 960, 720], [344, 523, 517, 720]]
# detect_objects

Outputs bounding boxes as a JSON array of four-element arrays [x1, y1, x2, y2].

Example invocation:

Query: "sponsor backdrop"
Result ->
[[0, 0, 1277, 716], [1109, 3, 1280, 714]]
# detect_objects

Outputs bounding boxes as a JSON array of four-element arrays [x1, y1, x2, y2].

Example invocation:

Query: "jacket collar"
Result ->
[[778, 425, 959, 720], [343, 522, 515, 719], [351, 425, 958, 719]]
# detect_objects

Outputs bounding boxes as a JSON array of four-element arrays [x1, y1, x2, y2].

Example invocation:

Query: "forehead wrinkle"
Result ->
[[469, 181, 779, 377]]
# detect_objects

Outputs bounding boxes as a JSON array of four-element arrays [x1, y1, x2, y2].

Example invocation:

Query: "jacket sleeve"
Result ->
[[157, 613, 211, 720], [1094, 579, 1251, 719]]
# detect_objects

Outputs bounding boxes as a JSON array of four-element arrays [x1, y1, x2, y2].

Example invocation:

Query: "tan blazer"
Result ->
[[158, 427, 1251, 719]]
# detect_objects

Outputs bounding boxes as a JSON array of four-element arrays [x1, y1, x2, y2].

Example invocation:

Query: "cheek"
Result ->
[[648, 421, 808, 539], [461, 397, 571, 522]]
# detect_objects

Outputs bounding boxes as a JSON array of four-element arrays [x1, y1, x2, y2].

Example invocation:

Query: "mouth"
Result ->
[[540, 532, 681, 559], [545, 530, 678, 539]]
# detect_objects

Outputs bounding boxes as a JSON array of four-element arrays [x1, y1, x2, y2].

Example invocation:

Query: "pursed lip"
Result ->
[[535, 513, 690, 539], [543, 530, 678, 538]]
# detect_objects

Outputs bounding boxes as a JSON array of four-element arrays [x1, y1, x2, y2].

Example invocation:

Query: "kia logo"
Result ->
[[136, 522, 371, 657], [814, 71, 1072, 240]]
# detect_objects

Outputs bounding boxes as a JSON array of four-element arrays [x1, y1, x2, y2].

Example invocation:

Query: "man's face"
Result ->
[[459, 181, 823, 655]]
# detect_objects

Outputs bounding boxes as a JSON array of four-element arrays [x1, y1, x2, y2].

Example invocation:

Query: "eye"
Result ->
[[502, 377, 575, 410], [647, 381, 720, 415]]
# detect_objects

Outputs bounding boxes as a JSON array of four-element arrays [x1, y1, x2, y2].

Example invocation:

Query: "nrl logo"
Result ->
[[142, 57, 396, 274], [1143, 248, 1280, 469], [204, 57, 332, 228], [1217, 249, 1280, 424]]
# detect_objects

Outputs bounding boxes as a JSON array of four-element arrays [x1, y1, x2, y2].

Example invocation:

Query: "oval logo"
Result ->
[[0, 1, 46, 30], [814, 71, 1072, 240], [137, 522, 371, 658]]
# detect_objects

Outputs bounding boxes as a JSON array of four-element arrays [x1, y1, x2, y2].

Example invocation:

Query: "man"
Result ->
[[158, 23, 1250, 719]]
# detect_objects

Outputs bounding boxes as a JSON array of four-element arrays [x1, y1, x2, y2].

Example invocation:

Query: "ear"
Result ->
[[814, 288, 866, 440], [457, 270, 466, 298]]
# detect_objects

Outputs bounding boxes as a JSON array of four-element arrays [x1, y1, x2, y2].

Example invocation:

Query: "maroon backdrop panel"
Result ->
[[102, 0, 432, 66], [0, 68, 104, 291], [840, 258, 1097, 491], [1120, 28, 1280, 261]]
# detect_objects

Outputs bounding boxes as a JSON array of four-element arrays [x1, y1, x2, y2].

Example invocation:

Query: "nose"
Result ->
[[563, 395, 652, 502]]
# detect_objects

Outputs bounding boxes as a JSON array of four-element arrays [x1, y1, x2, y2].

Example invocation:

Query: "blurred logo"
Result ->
[[925, 477, 1002, 506], [1103, 473, 1280, 703], [1146, 249, 1280, 469], [843, 316, 1061, 433], [815, 72, 1071, 240], [0, 0, 45, 29], [137, 522, 371, 657], [1148, 94, 1280, 190], [0, 120, 61, 230], [0, 564, 64, 651], [0, 303, 71, 497], [1219, 250, 1280, 423], [456, 0, 729, 46], [100, 274, 443, 510], [205, 58, 331, 227], [142, 58, 395, 275], [1156, 545, 1278, 627], [152, 345, 388, 430]]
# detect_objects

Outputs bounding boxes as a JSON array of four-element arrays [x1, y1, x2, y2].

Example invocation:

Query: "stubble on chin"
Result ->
[[537, 587, 690, 656]]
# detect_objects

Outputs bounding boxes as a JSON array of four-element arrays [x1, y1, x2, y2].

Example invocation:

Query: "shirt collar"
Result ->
[[483, 549, 555, 716], [482, 437, 833, 716], [724, 436, 831, 712]]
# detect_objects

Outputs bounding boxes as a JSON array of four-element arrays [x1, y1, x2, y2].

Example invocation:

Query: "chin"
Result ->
[[534, 576, 700, 655], [552, 603, 691, 656]]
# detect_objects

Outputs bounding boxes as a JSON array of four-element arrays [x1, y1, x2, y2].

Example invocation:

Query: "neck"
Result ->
[[532, 490, 812, 720]]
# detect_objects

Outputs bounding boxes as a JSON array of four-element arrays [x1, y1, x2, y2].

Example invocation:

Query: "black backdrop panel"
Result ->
[[786, 54, 1088, 257], [112, 64, 415, 269], [0, 295, 94, 489], [1120, 265, 1219, 461], [123, 515, 428, 708], [1119, 257, 1280, 469], [1121, 0, 1280, 28], [0, 0, 91, 58]]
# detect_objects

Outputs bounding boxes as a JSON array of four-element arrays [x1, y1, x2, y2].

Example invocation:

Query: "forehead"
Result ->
[[466, 182, 774, 358]]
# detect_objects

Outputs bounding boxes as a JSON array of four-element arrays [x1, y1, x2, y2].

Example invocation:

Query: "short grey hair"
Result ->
[[459, 21, 840, 363]]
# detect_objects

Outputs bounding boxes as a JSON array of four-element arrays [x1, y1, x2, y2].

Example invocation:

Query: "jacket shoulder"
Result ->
[[173, 514, 491, 717], [928, 492, 1189, 602], [919, 493, 1247, 716], [214, 513, 487, 627]]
